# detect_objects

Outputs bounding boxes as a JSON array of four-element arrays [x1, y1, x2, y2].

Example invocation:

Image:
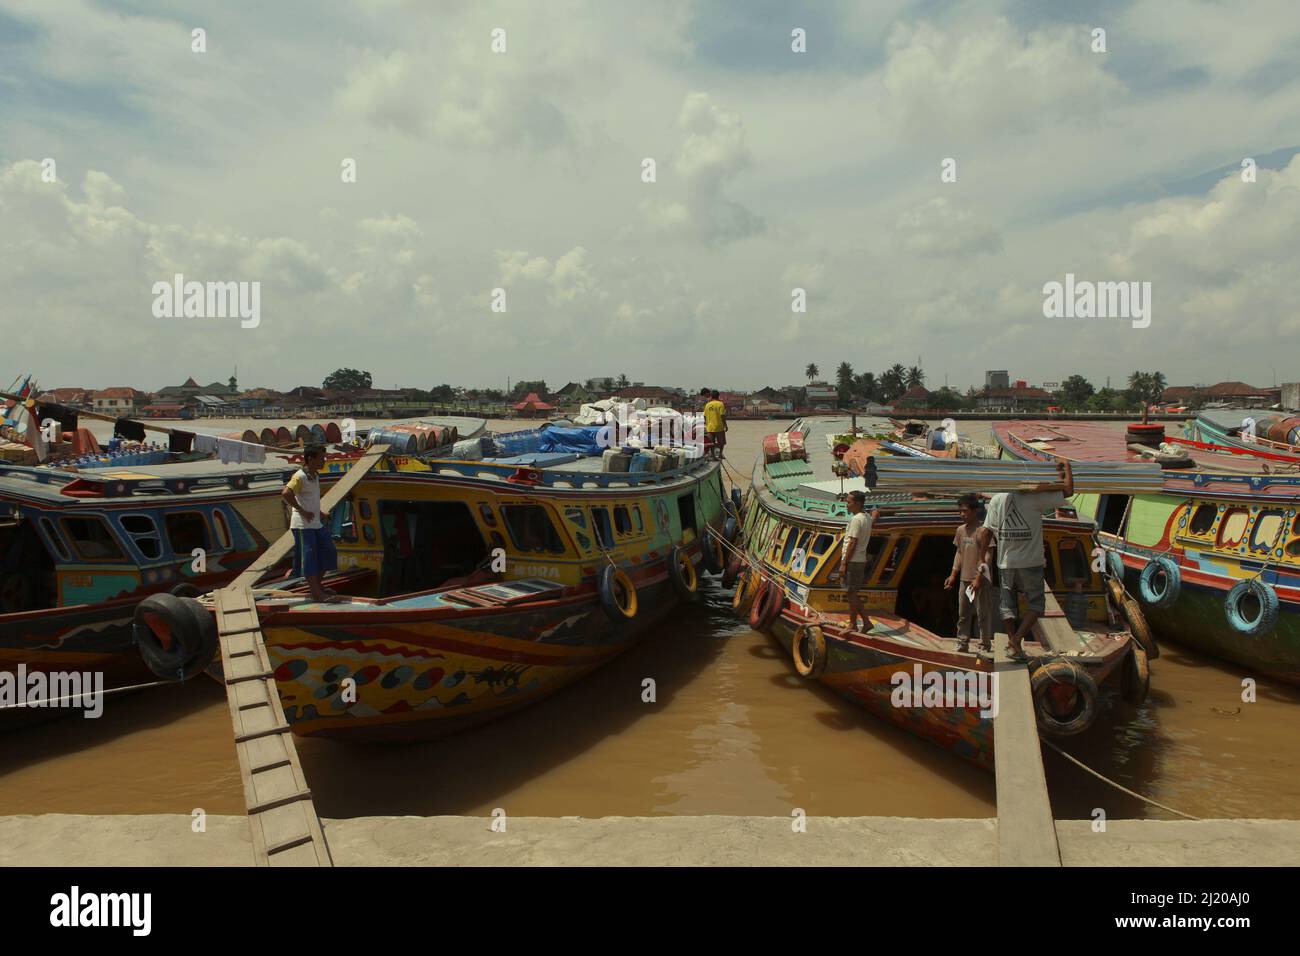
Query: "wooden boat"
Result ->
[[1184, 409, 1300, 462], [992, 419, 1300, 684], [0, 414, 486, 727], [136, 441, 731, 741], [732, 416, 1145, 770]]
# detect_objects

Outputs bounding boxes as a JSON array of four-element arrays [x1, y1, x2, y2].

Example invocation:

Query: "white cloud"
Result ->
[[883, 18, 1124, 140], [641, 92, 763, 245]]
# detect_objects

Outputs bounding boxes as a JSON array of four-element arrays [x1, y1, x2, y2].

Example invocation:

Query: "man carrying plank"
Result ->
[[974, 461, 1073, 661]]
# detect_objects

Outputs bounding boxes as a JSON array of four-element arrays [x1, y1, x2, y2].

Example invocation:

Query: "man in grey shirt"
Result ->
[[974, 461, 1073, 660]]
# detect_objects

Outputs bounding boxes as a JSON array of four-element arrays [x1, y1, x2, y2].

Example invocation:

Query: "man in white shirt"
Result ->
[[974, 461, 1073, 660], [282, 443, 344, 603], [835, 490, 881, 633]]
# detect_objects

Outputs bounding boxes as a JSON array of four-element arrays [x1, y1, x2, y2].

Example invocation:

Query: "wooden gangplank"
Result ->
[[215, 586, 332, 866], [992, 633, 1061, 866], [230, 444, 390, 591], [1031, 584, 1073, 653], [214, 443, 390, 866]]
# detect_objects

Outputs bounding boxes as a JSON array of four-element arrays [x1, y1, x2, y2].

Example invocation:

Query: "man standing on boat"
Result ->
[[836, 490, 880, 632], [945, 493, 995, 655], [283, 443, 344, 604], [703, 389, 727, 459], [974, 461, 1073, 661]]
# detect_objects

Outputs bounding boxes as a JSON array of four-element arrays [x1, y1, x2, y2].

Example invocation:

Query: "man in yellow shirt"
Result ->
[[703, 389, 727, 459]]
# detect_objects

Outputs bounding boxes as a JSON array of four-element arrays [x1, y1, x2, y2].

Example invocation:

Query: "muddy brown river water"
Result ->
[[3, 418, 1297, 821]]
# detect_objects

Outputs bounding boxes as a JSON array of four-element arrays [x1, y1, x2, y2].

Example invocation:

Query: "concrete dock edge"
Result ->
[[2, 814, 1297, 866]]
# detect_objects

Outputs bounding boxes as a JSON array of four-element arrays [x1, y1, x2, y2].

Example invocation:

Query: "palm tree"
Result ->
[[805, 363, 819, 383], [854, 372, 878, 403], [905, 365, 925, 389], [880, 365, 906, 401], [836, 362, 854, 391]]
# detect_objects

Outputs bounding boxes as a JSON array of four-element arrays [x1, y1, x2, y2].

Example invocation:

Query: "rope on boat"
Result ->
[[0, 677, 173, 711], [1040, 738, 1200, 820]]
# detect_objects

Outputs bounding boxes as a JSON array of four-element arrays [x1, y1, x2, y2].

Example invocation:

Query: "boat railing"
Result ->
[[403, 456, 717, 489]]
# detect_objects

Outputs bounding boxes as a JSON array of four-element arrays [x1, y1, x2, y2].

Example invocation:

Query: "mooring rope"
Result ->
[[1040, 738, 1200, 820], [0, 678, 174, 711]]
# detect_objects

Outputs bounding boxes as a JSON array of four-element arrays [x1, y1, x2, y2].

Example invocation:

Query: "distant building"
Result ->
[[90, 387, 147, 417], [157, 375, 240, 400], [985, 370, 1010, 391], [1282, 383, 1300, 411], [976, 385, 1052, 411], [613, 385, 682, 406], [894, 385, 932, 409], [804, 384, 839, 407], [34, 387, 90, 407], [1159, 382, 1279, 409]]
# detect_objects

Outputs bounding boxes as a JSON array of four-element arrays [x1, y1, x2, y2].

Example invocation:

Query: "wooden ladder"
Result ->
[[215, 586, 332, 866], [212, 443, 391, 866]]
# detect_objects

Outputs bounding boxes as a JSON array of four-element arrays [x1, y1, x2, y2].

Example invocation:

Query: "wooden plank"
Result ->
[[993, 633, 1061, 867], [1032, 584, 1076, 653], [214, 586, 333, 867], [229, 444, 390, 591]]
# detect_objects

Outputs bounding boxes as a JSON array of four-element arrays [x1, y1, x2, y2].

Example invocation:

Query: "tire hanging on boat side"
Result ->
[[792, 624, 828, 679], [1030, 661, 1099, 737], [1120, 643, 1150, 705], [598, 565, 638, 624], [133, 593, 218, 681], [669, 546, 699, 598], [748, 579, 784, 632]]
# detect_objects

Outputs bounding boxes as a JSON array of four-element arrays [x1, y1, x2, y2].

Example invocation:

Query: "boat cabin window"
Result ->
[[503, 504, 566, 555], [1288, 515, 1300, 558], [0, 520, 59, 613], [1098, 495, 1130, 535], [377, 500, 491, 596], [613, 506, 634, 537], [1217, 507, 1249, 548], [811, 533, 835, 556], [1188, 503, 1217, 535], [1250, 510, 1286, 553], [592, 507, 614, 550], [1042, 541, 1058, 589], [632, 505, 644, 533], [165, 512, 211, 554], [39, 517, 71, 562], [61, 516, 125, 562], [781, 528, 800, 565], [212, 510, 232, 550], [119, 515, 162, 560], [677, 493, 697, 540], [478, 503, 497, 527]]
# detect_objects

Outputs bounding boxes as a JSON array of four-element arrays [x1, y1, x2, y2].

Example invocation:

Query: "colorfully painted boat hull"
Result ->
[[256, 573, 687, 741], [766, 612, 994, 769]]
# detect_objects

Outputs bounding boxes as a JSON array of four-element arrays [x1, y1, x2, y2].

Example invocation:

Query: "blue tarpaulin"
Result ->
[[538, 425, 604, 455]]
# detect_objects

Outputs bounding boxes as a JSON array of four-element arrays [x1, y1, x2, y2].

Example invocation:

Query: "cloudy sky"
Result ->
[[1, 0, 1298, 394]]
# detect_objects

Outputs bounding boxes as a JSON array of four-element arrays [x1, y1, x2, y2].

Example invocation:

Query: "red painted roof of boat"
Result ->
[[992, 420, 1300, 496]]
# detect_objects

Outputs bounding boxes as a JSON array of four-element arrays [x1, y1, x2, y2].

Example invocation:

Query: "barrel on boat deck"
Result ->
[[295, 424, 313, 443], [389, 424, 431, 451], [369, 428, 419, 455], [1258, 415, 1300, 445], [325, 421, 343, 443], [763, 432, 806, 463], [260, 427, 278, 447], [276, 426, 292, 445], [310, 423, 328, 444]]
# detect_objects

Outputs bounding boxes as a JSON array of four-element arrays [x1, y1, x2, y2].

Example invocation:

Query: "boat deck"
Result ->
[[993, 419, 1300, 496]]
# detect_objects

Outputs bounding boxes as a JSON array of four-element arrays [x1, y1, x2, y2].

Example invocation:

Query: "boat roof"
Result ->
[[753, 416, 985, 525], [991, 419, 1300, 497]]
